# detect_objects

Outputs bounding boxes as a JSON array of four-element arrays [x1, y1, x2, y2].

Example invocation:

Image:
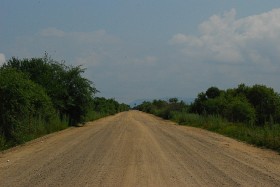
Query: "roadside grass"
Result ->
[[170, 111, 280, 152], [85, 111, 115, 122], [0, 134, 6, 150], [0, 116, 69, 151], [0, 110, 125, 151]]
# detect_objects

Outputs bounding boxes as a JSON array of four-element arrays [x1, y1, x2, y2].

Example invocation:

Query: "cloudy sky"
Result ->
[[1, 1, 280, 103]]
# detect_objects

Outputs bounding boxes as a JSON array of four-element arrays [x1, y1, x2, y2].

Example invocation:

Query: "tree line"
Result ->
[[0, 54, 129, 149], [136, 84, 280, 126], [190, 84, 280, 126], [136, 84, 280, 151]]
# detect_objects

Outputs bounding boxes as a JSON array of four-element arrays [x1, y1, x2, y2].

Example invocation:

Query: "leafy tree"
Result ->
[[206, 86, 221, 99], [169, 98, 178, 104], [225, 97, 255, 124], [203, 96, 227, 116], [246, 85, 280, 125], [190, 92, 207, 114], [92, 97, 129, 115], [136, 101, 153, 113], [137, 99, 188, 120], [152, 100, 168, 108], [234, 83, 250, 97], [0, 68, 55, 142], [3, 55, 98, 125], [63, 66, 97, 124], [190, 84, 280, 125]]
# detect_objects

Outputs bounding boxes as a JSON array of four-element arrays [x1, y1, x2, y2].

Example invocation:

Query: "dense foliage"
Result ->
[[0, 68, 56, 143], [92, 97, 130, 115], [190, 84, 280, 126], [0, 54, 129, 150], [136, 84, 280, 152], [136, 84, 280, 125], [85, 97, 130, 122], [136, 98, 188, 120], [3, 55, 98, 125]]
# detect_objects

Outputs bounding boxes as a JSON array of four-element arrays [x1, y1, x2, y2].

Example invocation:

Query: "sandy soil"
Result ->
[[1, 110, 280, 186]]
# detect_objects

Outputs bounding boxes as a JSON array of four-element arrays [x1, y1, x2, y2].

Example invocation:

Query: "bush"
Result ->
[[190, 84, 280, 125], [92, 97, 130, 115], [225, 97, 256, 124], [0, 55, 128, 150], [4, 55, 98, 125], [0, 68, 56, 143], [136, 99, 189, 120], [246, 85, 280, 125], [137, 83, 280, 152]]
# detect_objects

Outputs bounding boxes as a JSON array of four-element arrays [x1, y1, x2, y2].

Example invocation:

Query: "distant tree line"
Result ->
[[0, 54, 129, 149], [136, 84, 280, 151], [190, 84, 280, 126], [92, 97, 130, 115], [136, 84, 280, 126], [136, 98, 188, 120]]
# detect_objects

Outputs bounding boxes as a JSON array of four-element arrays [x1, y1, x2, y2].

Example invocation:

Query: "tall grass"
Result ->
[[1, 109, 127, 151], [85, 111, 113, 122], [170, 111, 280, 152], [0, 133, 7, 150], [0, 115, 69, 151]]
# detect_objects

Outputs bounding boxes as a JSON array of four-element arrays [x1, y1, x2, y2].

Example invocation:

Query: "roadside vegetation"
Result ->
[[0, 54, 129, 150], [136, 84, 280, 152]]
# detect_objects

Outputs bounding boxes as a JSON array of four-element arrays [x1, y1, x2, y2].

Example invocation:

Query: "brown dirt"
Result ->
[[1, 110, 280, 186]]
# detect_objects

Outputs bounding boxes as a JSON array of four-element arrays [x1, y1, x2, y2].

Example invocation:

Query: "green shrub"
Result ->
[[137, 83, 280, 152], [180, 114, 280, 152], [225, 97, 256, 124], [4, 56, 99, 125], [85, 111, 106, 121], [0, 133, 6, 150], [0, 68, 56, 142]]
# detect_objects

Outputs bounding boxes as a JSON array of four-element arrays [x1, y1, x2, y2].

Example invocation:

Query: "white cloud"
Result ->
[[75, 52, 101, 67], [40, 28, 120, 44], [170, 8, 280, 67], [40, 27, 65, 37], [0, 53, 6, 65]]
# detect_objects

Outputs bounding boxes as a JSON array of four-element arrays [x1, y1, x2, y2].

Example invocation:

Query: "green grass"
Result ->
[[0, 115, 69, 151], [170, 111, 280, 152], [0, 110, 125, 151], [85, 111, 113, 122]]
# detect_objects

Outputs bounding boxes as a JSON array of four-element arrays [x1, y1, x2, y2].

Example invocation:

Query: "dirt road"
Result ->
[[1, 111, 280, 186]]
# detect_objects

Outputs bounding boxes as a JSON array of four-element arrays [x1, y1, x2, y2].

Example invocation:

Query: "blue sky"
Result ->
[[1, 1, 280, 103]]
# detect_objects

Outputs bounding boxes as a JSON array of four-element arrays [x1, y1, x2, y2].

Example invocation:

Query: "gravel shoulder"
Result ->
[[1, 110, 280, 186]]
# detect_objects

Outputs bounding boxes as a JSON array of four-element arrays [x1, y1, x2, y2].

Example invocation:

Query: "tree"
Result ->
[[169, 98, 178, 104], [0, 68, 55, 142], [92, 97, 129, 115], [3, 55, 98, 125], [63, 66, 97, 124], [206, 86, 221, 99], [246, 85, 280, 125], [234, 83, 249, 97], [225, 97, 255, 124], [190, 92, 207, 114], [203, 96, 227, 116]]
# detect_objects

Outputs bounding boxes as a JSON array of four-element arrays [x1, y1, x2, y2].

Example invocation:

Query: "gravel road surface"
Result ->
[[1, 111, 280, 186]]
